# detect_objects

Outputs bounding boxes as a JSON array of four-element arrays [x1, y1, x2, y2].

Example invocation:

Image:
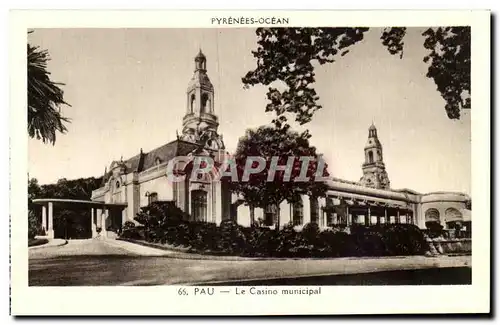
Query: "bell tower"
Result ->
[[359, 123, 390, 189], [180, 50, 224, 150]]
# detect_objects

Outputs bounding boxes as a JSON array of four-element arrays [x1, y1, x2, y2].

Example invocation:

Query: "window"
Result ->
[[264, 204, 276, 226], [425, 208, 440, 223], [292, 200, 303, 226], [148, 192, 158, 205], [190, 94, 196, 113], [310, 197, 319, 224], [191, 190, 207, 222], [368, 151, 374, 163], [201, 93, 209, 113], [115, 181, 120, 189]]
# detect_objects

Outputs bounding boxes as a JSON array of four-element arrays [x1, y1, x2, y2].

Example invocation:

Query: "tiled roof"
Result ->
[[102, 139, 204, 182], [140, 140, 200, 171]]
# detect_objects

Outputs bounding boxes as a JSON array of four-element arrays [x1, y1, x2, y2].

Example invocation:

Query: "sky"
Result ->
[[27, 28, 471, 195]]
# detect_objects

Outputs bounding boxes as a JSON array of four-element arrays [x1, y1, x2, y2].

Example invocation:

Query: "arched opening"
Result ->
[[425, 208, 442, 237], [368, 151, 374, 163], [190, 94, 196, 113], [191, 190, 207, 222], [201, 93, 209, 114], [445, 207, 464, 237]]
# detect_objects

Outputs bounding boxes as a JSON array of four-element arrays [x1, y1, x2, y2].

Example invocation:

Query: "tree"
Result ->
[[230, 125, 329, 230], [27, 176, 104, 239], [28, 178, 43, 239], [28, 33, 70, 145], [243, 27, 470, 125]]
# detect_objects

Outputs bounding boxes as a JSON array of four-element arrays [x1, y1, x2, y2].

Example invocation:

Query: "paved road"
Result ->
[[29, 239, 472, 286]]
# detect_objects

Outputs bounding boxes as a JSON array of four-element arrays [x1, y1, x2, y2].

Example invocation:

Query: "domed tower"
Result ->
[[359, 123, 391, 189], [180, 50, 225, 150]]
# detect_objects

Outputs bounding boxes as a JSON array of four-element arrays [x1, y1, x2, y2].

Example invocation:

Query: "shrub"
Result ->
[[218, 220, 247, 254], [242, 226, 278, 257], [121, 222, 143, 240], [123, 221, 136, 231], [302, 222, 322, 247], [122, 203, 429, 258], [28, 209, 39, 239]]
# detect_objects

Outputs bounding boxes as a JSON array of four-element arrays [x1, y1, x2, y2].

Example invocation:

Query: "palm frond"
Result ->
[[27, 43, 70, 144]]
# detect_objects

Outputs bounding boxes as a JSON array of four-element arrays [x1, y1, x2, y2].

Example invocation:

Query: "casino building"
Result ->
[[33, 50, 472, 239]]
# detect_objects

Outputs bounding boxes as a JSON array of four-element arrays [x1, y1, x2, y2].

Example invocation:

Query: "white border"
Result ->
[[10, 10, 490, 315]]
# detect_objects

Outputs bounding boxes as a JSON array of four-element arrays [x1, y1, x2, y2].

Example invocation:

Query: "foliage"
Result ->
[[243, 27, 471, 124], [122, 208, 429, 257], [27, 176, 103, 239], [28, 209, 40, 239], [421, 27, 471, 119], [230, 125, 329, 229], [217, 220, 247, 254], [242, 28, 368, 125], [28, 238, 49, 247], [28, 37, 70, 145]]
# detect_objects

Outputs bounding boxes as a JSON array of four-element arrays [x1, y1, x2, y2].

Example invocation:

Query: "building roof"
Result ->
[[102, 139, 204, 182], [195, 49, 206, 60]]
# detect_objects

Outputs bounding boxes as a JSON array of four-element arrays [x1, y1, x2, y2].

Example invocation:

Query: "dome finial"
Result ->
[[195, 48, 206, 60], [194, 48, 207, 71]]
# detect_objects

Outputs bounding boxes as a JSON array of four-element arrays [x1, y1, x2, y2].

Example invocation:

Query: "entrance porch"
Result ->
[[31, 198, 128, 239]]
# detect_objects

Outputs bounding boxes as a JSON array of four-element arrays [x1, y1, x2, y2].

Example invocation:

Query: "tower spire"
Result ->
[[360, 123, 390, 189], [180, 50, 224, 150]]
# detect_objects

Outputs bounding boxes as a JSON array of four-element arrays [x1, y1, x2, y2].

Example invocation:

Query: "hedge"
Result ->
[[121, 202, 429, 258]]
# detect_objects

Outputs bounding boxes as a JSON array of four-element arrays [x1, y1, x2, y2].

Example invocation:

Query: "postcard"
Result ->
[[10, 9, 490, 315]]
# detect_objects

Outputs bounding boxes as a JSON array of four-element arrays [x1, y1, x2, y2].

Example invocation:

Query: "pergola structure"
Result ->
[[326, 196, 414, 227], [31, 198, 128, 239]]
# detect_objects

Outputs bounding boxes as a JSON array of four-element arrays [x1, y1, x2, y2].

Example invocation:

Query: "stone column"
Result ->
[[384, 208, 388, 224], [397, 209, 400, 224], [47, 202, 54, 239], [91, 208, 97, 238], [101, 208, 108, 238], [41, 205, 47, 233], [367, 207, 371, 226]]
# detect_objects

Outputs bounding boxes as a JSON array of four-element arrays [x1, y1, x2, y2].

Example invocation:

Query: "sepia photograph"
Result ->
[[10, 10, 490, 315]]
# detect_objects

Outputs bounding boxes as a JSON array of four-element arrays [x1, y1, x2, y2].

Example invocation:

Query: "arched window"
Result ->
[[190, 94, 196, 113], [191, 190, 207, 222], [425, 208, 440, 222], [115, 181, 120, 189], [292, 200, 303, 226], [201, 93, 209, 114], [148, 192, 158, 205], [368, 151, 374, 163], [264, 204, 277, 226], [445, 208, 463, 222]]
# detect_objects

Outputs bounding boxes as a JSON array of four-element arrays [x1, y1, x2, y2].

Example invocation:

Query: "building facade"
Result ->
[[90, 51, 471, 237], [91, 50, 232, 234]]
